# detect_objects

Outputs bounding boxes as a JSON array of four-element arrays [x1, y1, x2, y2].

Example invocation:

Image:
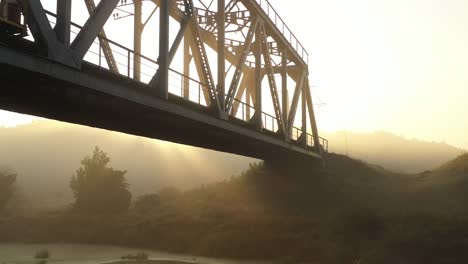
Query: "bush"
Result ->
[[121, 252, 148, 261], [34, 249, 50, 259]]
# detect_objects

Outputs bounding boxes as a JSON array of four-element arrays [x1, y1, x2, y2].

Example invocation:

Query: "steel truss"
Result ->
[[8, 0, 326, 154]]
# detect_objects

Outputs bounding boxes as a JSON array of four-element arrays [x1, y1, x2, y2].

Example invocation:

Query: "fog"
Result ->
[[0, 120, 255, 210]]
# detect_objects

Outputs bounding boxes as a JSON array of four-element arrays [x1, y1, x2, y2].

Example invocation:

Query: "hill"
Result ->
[[4, 153, 468, 263], [321, 130, 466, 173]]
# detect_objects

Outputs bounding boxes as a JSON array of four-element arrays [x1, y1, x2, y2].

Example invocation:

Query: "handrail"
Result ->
[[253, 0, 309, 64], [44, 10, 207, 88]]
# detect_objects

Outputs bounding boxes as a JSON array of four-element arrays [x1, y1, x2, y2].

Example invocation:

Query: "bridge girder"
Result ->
[[0, 0, 327, 160]]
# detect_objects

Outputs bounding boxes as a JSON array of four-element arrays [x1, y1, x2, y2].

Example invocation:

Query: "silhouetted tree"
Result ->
[[0, 168, 16, 213], [70, 146, 131, 213], [133, 193, 161, 214]]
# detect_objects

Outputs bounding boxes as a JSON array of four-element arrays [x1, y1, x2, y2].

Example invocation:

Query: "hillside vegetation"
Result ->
[[3, 151, 468, 264]]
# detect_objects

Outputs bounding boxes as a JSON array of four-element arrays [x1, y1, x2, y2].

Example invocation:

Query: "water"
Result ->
[[0, 243, 265, 264]]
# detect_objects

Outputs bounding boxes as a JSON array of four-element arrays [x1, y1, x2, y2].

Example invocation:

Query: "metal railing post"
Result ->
[[198, 85, 201, 105], [127, 50, 131, 78], [98, 41, 102, 67]]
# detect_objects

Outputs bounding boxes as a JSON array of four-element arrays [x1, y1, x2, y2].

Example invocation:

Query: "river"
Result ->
[[0, 243, 266, 264]]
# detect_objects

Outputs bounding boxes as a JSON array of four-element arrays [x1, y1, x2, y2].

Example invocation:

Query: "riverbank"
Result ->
[[104, 261, 197, 264], [0, 243, 266, 264]]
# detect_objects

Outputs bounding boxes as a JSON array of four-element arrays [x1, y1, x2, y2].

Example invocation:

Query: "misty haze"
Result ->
[[1, 0, 468, 264]]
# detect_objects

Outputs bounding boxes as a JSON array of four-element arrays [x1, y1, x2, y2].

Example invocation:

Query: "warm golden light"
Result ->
[[1, 0, 467, 149]]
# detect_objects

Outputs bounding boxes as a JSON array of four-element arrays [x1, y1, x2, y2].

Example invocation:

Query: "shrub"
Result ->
[[34, 249, 50, 259], [121, 252, 148, 261]]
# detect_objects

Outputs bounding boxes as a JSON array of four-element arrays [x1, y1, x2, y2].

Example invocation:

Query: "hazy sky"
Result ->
[[1, 0, 467, 149]]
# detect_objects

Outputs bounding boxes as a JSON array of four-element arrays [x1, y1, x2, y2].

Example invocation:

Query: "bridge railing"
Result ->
[[169, 70, 209, 106], [230, 98, 255, 122], [262, 112, 277, 132], [291, 126, 301, 141], [229, 99, 329, 151], [254, 0, 309, 64], [320, 137, 329, 153], [229, 98, 278, 133], [46, 10, 210, 107]]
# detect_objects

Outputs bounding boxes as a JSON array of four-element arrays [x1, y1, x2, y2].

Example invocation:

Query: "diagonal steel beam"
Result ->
[[226, 0, 239, 13], [82, 0, 118, 73], [304, 78, 321, 152], [152, 0, 241, 69], [168, 0, 193, 65], [189, 17, 221, 112], [71, 0, 119, 63], [260, 24, 284, 134], [225, 18, 259, 113], [169, 14, 192, 65], [287, 70, 305, 132], [230, 74, 249, 116], [20, 0, 60, 54]]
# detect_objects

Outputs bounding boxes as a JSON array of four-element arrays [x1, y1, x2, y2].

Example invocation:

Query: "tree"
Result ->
[[70, 146, 131, 213], [133, 194, 161, 214], [0, 168, 16, 213]]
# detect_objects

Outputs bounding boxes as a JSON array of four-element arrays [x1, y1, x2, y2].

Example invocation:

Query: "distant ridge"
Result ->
[[321, 131, 466, 173]]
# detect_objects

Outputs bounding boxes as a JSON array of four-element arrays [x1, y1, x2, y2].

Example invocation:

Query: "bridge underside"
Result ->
[[0, 45, 322, 166]]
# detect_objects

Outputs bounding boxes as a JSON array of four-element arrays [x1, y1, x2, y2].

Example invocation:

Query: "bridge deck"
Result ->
[[0, 42, 322, 164]]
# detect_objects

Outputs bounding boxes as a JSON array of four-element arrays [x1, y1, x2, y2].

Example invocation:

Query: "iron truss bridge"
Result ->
[[0, 0, 328, 165]]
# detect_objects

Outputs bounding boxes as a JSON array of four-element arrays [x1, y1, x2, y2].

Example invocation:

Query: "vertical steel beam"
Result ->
[[134, 0, 143, 81], [183, 30, 192, 100], [253, 20, 263, 129], [150, 14, 191, 87], [301, 76, 307, 146], [281, 48, 289, 136], [158, 0, 170, 99], [217, 0, 226, 111], [168, 15, 191, 64], [246, 86, 251, 120], [55, 0, 71, 46]]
